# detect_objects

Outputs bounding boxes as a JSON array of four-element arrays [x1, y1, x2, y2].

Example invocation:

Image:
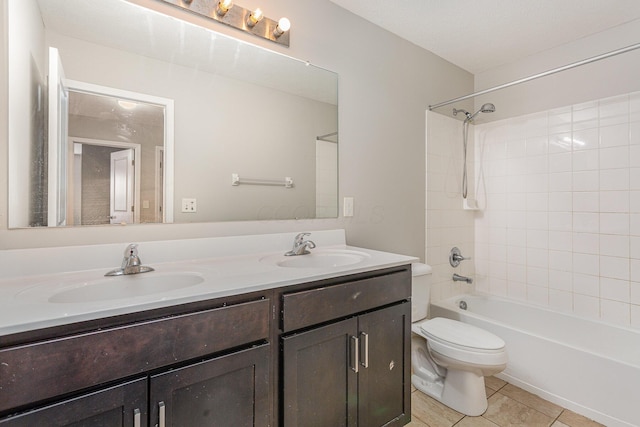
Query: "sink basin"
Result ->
[[46, 272, 205, 303], [262, 249, 370, 269]]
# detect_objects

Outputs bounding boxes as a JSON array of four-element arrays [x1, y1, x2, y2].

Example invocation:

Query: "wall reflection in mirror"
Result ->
[[7, 0, 339, 228]]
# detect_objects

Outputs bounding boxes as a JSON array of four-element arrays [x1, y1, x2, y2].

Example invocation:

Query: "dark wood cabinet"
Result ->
[[281, 302, 411, 427], [149, 344, 270, 427], [282, 317, 359, 427], [0, 265, 412, 427], [0, 377, 147, 427]]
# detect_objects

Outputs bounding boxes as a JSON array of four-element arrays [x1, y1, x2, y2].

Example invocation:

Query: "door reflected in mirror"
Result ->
[[7, 0, 338, 228]]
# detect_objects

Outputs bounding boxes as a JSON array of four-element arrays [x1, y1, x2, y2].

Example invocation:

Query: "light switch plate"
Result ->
[[343, 197, 354, 217]]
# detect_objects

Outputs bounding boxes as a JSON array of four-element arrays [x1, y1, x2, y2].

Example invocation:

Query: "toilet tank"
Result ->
[[411, 263, 433, 322]]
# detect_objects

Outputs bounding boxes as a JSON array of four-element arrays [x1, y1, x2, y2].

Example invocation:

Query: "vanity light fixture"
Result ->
[[215, 0, 233, 16], [246, 8, 263, 27], [273, 17, 290, 38], [161, 0, 290, 47]]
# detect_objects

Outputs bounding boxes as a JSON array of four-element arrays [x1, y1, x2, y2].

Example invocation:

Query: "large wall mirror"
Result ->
[[8, 0, 339, 228]]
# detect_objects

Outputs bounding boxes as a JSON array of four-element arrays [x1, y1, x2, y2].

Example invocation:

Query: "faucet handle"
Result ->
[[294, 232, 311, 243], [124, 243, 139, 257]]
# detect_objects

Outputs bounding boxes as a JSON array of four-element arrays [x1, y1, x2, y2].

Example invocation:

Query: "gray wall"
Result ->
[[0, 0, 473, 260]]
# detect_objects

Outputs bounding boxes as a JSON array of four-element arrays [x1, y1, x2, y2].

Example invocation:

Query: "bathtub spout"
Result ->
[[452, 273, 473, 284]]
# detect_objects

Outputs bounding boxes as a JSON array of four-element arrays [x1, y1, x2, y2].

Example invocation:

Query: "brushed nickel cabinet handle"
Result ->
[[350, 335, 359, 373], [360, 332, 369, 368], [133, 408, 141, 427], [159, 401, 166, 427]]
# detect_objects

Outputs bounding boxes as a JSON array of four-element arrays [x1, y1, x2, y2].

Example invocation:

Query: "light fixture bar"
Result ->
[[160, 0, 290, 47]]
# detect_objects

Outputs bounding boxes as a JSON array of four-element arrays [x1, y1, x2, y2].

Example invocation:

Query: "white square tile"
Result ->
[[600, 168, 630, 191], [630, 168, 640, 190], [600, 277, 630, 303], [526, 136, 549, 156], [573, 252, 599, 276], [526, 193, 548, 211], [600, 299, 630, 326], [572, 128, 599, 150], [549, 289, 573, 312], [629, 145, 640, 167], [573, 273, 600, 296], [549, 269, 572, 291], [573, 232, 599, 255], [506, 158, 527, 177], [527, 285, 549, 306], [600, 255, 629, 280], [507, 211, 527, 229], [508, 263, 527, 283], [549, 152, 572, 172], [599, 95, 630, 127], [507, 193, 527, 211], [573, 212, 599, 233], [573, 294, 600, 319], [599, 123, 630, 148], [549, 192, 572, 212], [549, 172, 572, 192], [600, 213, 629, 235], [630, 259, 640, 283], [507, 139, 527, 158], [599, 146, 629, 169], [573, 192, 599, 212], [526, 155, 548, 175], [527, 267, 548, 287], [549, 107, 572, 134], [631, 214, 640, 236], [506, 174, 526, 193], [527, 211, 548, 230], [549, 249, 573, 271], [631, 91, 640, 123], [599, 191, 629, 213], [572, 149, 599, 171], [631, 121, 640, 145], [507, 245, 527, 265], [548, 133, 571, 153], [630, 305, 640, 330], [507, 281, 528, 300], [548, 212, 572, 231], [527, 247, 549, 267], [573, 170, 599, 191], [526, 174, 549, 193], [549, 231, 572, 251], [631, 281, 640, 305], [507, 228, 526, 246], [631, 192, 640, 212], [630, 237, 640, 259], [489, 278, 508, 296], [573, 102, 599, 131], [600, 234, 629, 258], [489, 261, 507, 280]]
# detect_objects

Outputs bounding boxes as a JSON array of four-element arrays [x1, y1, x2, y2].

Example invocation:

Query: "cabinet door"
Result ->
[[0, 377, 147, 427], [357, 303, 411, 427], [281, 317, 358, 427], [150, 344, 270, 427]]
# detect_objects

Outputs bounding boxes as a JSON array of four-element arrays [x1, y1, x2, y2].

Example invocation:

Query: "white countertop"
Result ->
[[0, 230, 417, 337]]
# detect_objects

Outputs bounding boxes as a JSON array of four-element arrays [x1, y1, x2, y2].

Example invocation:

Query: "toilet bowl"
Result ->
[[411, 263, 507, 416]]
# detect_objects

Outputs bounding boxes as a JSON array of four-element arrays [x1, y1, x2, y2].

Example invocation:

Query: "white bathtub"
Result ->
[[429, 294, 640, 427]]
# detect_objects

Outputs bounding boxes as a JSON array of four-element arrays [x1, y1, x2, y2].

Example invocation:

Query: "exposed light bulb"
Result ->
[[247, 8, 263, 27], [273, 17, 290, 37], [216, 0, 233, 16]]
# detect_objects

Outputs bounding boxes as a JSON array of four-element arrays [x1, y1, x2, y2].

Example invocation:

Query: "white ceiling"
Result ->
[[329, 0, 640, 74]]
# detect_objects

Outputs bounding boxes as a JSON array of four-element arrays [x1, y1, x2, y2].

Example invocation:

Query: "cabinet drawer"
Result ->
[[281, 269, 410, 332], [0, 297, 270, 414]]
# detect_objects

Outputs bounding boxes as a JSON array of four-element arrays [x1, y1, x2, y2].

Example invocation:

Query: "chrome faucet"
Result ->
[[285, 232, 316, 256], [452, 273, 473, 284], [105, 243, 155, 276]]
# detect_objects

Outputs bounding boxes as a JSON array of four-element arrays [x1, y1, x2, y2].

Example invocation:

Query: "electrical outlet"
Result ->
[[181, 198, 197, 213], [343, 197, 354, 217]]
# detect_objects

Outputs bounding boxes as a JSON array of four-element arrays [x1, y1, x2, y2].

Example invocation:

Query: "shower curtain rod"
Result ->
[[428, 42, 640, 110]]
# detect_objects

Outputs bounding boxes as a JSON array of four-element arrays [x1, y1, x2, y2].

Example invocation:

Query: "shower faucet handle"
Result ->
[[449, 247, 470, 267]]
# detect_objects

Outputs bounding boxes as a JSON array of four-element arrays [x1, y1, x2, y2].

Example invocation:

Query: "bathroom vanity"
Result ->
[[0, 231, 415, 426]]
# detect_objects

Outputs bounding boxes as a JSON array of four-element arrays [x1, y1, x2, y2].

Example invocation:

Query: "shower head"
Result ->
[[480, 103, 496, 113], [466, 103, 496, 122]]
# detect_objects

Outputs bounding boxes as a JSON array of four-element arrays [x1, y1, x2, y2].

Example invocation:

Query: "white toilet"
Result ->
[[411, 263, 507, 416]]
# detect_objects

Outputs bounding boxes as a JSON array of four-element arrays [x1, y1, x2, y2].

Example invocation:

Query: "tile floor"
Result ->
[[407, 377, 605, 427]]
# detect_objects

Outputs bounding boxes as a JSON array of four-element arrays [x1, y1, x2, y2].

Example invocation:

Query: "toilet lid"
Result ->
[[419, 317, 505, 351]]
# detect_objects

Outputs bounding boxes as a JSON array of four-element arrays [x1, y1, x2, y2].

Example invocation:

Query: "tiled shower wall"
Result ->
[[426, 111, 475, 303], [474, 91, 640, 330]]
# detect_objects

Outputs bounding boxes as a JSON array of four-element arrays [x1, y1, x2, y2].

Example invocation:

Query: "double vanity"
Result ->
[[0, 230, 416, 426]]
